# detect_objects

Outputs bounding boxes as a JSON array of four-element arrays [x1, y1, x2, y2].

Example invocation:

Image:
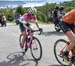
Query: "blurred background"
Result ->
[[0, 0, 73, 24]]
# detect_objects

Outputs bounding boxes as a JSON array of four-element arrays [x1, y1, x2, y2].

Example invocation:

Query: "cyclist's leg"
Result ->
[[55, 20, 58, 27], [59, 22, 75, 62], [21, 31, 26, 48], [26, 22, 33, 33], [63, 30, 75, 63], [65, 24, 75, 52], [60, 22, 75, 56], [26, 22, 32, 30], [65, 31, 75, 51], [19, 24, 27, 48], [70, 24, 75, 53], [21, 30, 28, 54], [26, 23, 33, 48]]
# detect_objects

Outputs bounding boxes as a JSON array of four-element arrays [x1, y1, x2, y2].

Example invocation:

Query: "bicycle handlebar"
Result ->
[[27, 29, 43, 35], [33, 30, 42, 35]]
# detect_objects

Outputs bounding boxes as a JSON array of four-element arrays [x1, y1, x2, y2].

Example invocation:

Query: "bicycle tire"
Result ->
[[30, 36, 42, 61], [54, 39, 71, 66]]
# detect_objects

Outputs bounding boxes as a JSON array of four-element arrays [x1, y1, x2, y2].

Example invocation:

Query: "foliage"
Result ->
[[0, 8, 15, 21], [7, 9, 15, 21], [0, 1, 75, 23], [15, 5, 24, 15]]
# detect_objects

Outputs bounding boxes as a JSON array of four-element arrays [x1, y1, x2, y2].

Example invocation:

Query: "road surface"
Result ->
[[0, 23, 68, 66]]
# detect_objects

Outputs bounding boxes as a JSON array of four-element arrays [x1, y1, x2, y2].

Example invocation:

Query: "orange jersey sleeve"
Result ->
[[62, 9, 75, 24]]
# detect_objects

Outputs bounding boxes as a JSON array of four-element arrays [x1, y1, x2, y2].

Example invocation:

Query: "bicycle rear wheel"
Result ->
[[30, 37, 42, 60], [54, 39, 71, 66]]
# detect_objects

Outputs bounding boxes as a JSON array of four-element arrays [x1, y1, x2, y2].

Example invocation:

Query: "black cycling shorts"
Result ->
[[60, 21, 75, 33]]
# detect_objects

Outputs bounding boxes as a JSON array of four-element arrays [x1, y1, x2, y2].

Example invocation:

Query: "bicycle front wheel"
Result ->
[[30, 37, 42, 60], [54, 39, 71, 66]]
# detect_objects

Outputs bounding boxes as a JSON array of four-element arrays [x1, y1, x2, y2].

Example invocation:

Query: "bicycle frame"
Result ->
[[26, 30, 39, 48], [26, 31, 33, 48]]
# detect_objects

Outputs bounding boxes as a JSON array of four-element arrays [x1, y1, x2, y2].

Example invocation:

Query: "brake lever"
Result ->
[[39, 29, 43, 35]]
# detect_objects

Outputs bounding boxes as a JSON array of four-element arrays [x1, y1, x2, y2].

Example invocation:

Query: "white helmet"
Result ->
[[28, 7, 37, 15]]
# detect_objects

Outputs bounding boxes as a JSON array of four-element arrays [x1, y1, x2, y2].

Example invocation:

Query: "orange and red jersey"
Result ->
[[62, 9, 75, 24]]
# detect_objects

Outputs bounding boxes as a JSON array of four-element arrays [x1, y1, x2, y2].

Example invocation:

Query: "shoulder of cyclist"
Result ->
[[63, 9, 75, 17], [17, 15, 26, 24], [61, 9, 75, 22], [70, 9, 75, 15]]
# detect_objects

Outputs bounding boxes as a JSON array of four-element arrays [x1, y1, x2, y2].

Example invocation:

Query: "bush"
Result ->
[[7, 14, 14, 21]]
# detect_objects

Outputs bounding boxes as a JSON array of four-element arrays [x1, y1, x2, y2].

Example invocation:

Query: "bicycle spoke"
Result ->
[[54, 39, 71, 66], [30, 37, 42, 60]]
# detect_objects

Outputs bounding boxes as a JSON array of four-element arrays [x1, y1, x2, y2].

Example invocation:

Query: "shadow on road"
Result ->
[[0, 51, 38, 66], [50, 64, 69, 66], [50, 64, 62, 66], [42, 31, 64, 36]]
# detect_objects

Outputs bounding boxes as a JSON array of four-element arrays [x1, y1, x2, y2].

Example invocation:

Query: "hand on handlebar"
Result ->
[[27, 27, 43, 35], [39, 28, 43, 35], [39, 28, 43, 32], [27, 28, 34, 33]]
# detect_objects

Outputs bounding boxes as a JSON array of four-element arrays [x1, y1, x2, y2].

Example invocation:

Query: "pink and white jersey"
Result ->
[[23, 13, 37, 21]]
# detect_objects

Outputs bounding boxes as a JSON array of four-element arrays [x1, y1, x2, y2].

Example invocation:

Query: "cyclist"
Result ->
[[18, 7, 42, 50], [60, 9, 75, 62], [59, 6, 65, 19], [53, 6, 60, 27], [53, 6, 66, 30], [15, 13, 21, 25]]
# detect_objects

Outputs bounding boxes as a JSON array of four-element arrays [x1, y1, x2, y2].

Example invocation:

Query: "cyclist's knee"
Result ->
[[69, 36, 75, 45], [65, 31, 75, 44], [22, 31, 26, 37], [71, 38, 75, 44], [30, 25, 33, 30]]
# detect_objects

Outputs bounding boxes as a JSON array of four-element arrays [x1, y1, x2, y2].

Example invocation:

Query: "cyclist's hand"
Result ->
[[39, 28, 43, 35], [39, 28, 43, 32], [27, 28, 33, 32]]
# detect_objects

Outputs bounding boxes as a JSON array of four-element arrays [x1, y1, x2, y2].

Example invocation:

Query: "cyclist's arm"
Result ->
[[34, 15, 40, 29], [34, 20, 43, 32], [34, 19, 40, 29]]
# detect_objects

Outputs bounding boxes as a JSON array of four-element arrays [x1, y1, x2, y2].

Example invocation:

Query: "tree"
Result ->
[[15, 5, 24, 15]]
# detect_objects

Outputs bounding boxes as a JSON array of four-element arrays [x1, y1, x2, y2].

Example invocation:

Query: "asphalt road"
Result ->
[[0, 23, 68, 66]]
